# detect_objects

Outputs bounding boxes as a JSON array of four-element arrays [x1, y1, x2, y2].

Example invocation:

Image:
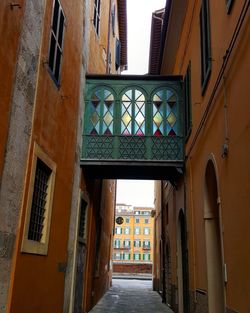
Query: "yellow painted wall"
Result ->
[[114, 206, 154, 263]]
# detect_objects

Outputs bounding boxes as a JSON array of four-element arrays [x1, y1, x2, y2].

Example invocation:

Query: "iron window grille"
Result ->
[[78, 199, 87, 241], [48, 0, 65, 86], [28, 159, 52, 242], [200, 0, 211, 94], [93, 0, 101, 36]]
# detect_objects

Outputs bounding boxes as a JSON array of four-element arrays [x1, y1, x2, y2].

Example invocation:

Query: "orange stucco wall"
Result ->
[[161, 0, 250, 312], [0, 0, 25, 179], [88, 0, 121, 74], [8, 0, 84, 312]]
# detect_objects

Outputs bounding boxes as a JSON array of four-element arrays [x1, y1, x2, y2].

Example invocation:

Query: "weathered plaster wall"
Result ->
[[0, 1, 46, 311]]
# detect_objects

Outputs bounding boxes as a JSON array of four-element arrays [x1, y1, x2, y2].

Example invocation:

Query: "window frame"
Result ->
[[48, 0, 66, 87], [134, 227, 140, 235], [77, 196, 88, 244], [184, 62, 192, 140], [124, 227, 130, 235], [226, 0, 234, 13], [93, 0, 101, 36], [200, 0, 212, 94], [21, 143, 56, 255]]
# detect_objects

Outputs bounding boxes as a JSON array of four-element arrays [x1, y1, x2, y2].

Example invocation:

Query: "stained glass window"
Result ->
[[121, 89, 145, 136], [103, 90, 114, 135], [89, 88, 114, 135], [152, 89, 178, 136]]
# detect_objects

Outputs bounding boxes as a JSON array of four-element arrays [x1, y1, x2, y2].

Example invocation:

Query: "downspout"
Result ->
[[106, 0, 112, 73], [161, 181, 166, 303]]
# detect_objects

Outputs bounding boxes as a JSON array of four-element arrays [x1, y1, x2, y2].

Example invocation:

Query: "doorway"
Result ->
[[204, 160, 225, 313], [177, 210, 189, 313]]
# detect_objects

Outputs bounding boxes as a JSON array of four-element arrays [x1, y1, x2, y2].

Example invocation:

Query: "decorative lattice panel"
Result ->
[[151, 136, 183, 160], [83, 136, 114, 159], [119, 136, 146, 160]]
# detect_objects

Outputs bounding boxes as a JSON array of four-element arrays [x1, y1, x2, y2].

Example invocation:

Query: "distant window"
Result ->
[[134, 240, 141, 247], [124, 240, 130, 248], [134, 227, 140, 235], [226, 0, 234, 13], [143, 253, 151, 261], [115, 38, 121, 71], [200, 0, 211, 93], [184, 63, 192, 139], [114, 239, 121, 248], [144, 227, 150, 235], [48, 0, 65, 86], [124, 227, 130, 235], [143, 240, 150, 248], [93, 0, 101, 35], [114, 253, 122, 260], [125, 218, 130, 223], [134, 253, 141, 261], [144, 218, 149, 224], [135, 218, 140, 224], [124, 253, 130, 260], [115, 227, 122, 235], [111, 4, 116, 36]]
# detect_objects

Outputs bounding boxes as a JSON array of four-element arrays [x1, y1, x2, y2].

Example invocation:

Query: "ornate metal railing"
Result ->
[[81, 75, 184, 164]]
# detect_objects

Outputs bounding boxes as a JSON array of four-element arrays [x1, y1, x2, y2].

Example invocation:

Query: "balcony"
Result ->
[[81, 75, 184, 179]]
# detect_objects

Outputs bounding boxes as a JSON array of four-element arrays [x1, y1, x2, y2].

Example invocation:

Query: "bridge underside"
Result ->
[[81, 161, 183, 180]]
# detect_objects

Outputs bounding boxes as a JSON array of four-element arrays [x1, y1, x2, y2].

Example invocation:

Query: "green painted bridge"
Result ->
[[81, 75, 184, 179]]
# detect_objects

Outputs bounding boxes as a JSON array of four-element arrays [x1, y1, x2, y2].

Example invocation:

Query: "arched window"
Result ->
[[89, 88, 114, 135], [121, 89, 146, 136], [152, 89, 178, 136]]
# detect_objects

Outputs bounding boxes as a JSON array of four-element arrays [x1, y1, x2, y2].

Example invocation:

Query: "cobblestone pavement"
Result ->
[[89, 279, 174, 313]]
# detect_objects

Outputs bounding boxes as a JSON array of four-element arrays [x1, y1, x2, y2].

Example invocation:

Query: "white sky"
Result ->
[[123, 0, 166, 75], [116, 0, 166, 207]]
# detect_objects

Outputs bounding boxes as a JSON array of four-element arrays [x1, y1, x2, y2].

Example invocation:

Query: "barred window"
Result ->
[[48, 0, 65, 85], [28, 159, 51, 242], [78, 199, 87, 240], [22, 143, 56, 255]]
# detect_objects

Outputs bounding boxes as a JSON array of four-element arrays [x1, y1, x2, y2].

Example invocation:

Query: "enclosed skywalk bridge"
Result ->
[[81, 75, 184, 179]]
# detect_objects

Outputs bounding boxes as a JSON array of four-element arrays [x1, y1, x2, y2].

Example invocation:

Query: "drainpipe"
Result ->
[[161, 181, 166, 303], [106, 0, 112, 73]]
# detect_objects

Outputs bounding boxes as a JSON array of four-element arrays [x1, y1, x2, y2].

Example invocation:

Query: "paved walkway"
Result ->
[[89, 279, 174, 313]]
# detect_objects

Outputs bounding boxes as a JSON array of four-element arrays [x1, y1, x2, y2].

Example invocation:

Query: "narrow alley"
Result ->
[[89, 279, 173, 313]]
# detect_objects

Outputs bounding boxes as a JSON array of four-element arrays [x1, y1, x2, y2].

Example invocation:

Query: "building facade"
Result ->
[[113, 204, 154, 274], [0, 1, 127, 313], [150, 1, 250, 313]]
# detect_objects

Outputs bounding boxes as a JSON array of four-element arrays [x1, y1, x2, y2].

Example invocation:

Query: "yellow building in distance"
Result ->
[[113, 204, 154, 274]]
